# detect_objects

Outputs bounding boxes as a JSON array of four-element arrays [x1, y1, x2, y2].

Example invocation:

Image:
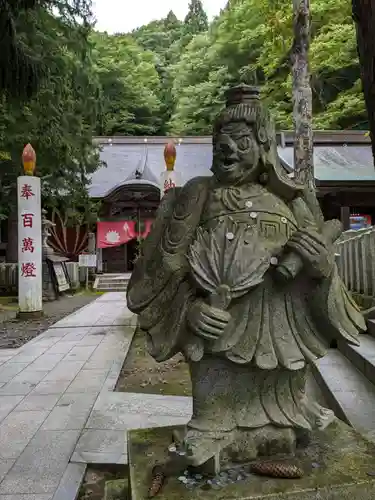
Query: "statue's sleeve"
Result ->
[[126, 186, 181, 314], [126, 177, 209, 361], [293, 191, 366, 345]]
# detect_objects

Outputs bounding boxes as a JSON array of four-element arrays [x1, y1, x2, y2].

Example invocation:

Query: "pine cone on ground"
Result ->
[[148, 465, 166, 498], [250, 461, 304, 479]]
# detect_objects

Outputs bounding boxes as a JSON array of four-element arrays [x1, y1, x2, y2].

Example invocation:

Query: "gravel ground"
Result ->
[[0, 292, 99, 349]]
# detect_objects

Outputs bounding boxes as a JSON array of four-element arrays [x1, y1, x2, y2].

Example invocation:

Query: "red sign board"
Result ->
[[97, 220, 153, 249]]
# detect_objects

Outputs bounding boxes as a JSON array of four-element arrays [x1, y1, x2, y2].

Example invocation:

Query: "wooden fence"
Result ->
[[0, 262, 85, 294], [0, 263, 17, 293]]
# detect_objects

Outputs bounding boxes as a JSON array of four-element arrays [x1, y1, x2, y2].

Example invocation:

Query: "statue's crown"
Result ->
[[225, 85, 261, 107], [216, 84, 264, 128]]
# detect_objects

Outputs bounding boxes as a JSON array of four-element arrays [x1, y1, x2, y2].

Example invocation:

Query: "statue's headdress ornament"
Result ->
[[225, 84, 260, 105]]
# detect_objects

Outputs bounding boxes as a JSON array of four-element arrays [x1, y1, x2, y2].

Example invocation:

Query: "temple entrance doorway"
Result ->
[[126, 239, 138, 271], [103, 244, 126, 273]]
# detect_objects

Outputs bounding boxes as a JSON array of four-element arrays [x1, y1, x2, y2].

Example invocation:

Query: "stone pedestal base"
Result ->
[[17, 310, 44, 320], [128, 420, 375, 499]]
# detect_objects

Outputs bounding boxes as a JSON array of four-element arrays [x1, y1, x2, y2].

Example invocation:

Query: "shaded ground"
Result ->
[[0, 291, 99, 348], [78, 465, 127, 500], [115, 326, 192, 397]]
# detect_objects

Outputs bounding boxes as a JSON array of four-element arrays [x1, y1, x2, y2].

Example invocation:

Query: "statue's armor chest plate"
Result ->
[[200, 184, 298, 254]]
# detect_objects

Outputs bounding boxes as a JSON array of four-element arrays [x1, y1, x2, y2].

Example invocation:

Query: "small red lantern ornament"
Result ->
[[22, 144, 36, 176], [164, 141, 176, 171]]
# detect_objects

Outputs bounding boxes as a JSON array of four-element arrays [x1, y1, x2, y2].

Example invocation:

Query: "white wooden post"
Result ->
[[17, 175, 42, 315]]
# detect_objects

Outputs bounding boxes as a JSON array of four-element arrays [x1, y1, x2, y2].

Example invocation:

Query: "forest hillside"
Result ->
[[93, 0, 366, 136]]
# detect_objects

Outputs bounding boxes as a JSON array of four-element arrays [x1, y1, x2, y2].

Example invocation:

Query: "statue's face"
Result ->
[[212, 120, 261, 184]]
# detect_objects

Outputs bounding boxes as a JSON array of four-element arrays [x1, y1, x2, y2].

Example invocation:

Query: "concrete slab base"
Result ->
[[128, 419, 375, 499], [17, 310, 44, 320]]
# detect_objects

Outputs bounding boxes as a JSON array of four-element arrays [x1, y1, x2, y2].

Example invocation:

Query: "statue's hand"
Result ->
[[187, 299, 231, 341], [285, 227, 335, 279]]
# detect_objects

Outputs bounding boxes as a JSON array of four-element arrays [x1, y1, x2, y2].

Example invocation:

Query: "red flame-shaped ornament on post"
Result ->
[[22, 143, 36, 176], [164, 141, 176, 171]]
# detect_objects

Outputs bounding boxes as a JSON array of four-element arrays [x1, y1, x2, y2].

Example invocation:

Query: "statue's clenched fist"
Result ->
[[188, 299, 231, 341]]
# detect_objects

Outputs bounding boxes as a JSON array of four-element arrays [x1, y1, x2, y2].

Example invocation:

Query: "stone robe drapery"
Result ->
[[127, 176, 364, 367]]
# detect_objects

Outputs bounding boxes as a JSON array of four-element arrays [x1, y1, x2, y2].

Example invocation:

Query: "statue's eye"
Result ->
[[236, 136, 251, 151]]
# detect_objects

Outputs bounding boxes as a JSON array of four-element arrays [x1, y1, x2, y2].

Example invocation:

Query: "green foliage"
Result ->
[[0, 0, 368, 226], [91, 32, 163, 136]]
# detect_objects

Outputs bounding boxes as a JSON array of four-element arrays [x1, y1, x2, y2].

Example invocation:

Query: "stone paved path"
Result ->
[[0, 293, 136, 499], [72, 391, 192, 465]]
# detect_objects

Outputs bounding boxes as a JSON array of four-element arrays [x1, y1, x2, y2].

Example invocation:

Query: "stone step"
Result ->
[[338, 334, 375, 383], [98, 282, 129, 287], [97, 282, 129, 287], [97, 286, 128, 292], [97, 281, 128, 287], [98, 277, 129, 282], [312, 349, 375, 438]]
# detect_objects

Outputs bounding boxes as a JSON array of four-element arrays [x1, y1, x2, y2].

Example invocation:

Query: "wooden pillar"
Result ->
[[96, 248, 102, 273], [340, 206, 351, 231], [124, 243, 128, 272]]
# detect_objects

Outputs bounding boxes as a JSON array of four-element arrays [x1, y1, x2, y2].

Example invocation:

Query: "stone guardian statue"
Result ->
[[127, 85, 365, 472]]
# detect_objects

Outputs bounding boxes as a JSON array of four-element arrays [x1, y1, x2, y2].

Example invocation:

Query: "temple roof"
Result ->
[[89, 132, 375, 198], [101, 146, 161, 199], [90, 138, 212, 198], [279, 145, 375, 183]]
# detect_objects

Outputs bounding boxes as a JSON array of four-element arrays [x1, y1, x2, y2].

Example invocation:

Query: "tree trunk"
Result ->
[[291, 0, 314, 188], [352, 0, 375, 166]]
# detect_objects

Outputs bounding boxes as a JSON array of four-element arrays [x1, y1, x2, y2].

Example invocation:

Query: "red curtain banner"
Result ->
[[97, 220, 153, 249]]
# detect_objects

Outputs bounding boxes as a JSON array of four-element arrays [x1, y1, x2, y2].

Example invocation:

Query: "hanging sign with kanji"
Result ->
[[160, 171, 182, 198], [17, 175, 42, 313]]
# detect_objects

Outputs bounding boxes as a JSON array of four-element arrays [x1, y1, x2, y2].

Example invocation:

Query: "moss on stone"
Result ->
[[104, 478, 129, 500], [128, 420, 375, 499]]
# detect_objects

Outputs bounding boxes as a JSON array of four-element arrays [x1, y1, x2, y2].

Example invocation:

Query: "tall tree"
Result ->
[[0, 0, 45, 98], [352, 0, 375, 165], [0, 0, 94, 98], [165, 10, 179, 29], [291, 0, 314, 188], [184, 0, 208, 35]]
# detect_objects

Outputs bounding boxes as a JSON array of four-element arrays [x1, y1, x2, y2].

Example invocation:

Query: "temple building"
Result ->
[[2, 131, 375, 273]]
